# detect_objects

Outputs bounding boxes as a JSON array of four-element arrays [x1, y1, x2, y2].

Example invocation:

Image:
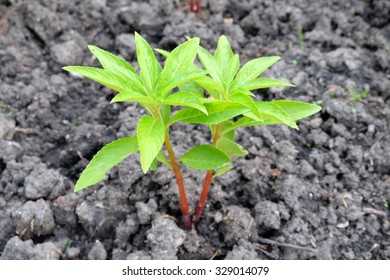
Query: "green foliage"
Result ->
[[296, 24, 304, 51], [74, 136, 138, 192], [179, 145, 230, 170], [64, 33, 321, 226], [136, 116, 165, 173], [216, 137, 248, 157], [349, 87, 368, 103], [348, 87, 369, 115]]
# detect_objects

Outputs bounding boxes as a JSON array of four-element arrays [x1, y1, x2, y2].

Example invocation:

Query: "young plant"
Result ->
[[177, 36, 321, 223], [63, 33, 321, 229], [64, 33, 205, 228], [348, 86, 368, 115]]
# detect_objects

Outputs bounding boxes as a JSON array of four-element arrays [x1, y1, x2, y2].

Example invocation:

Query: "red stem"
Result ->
[[193, 169, 213, 224], [193, 124, 222, 224], [164, 132, 192, 229], [190, 0, 201, 13]]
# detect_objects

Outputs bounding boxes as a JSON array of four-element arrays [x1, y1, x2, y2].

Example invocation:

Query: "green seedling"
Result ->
[[63, 240, 73, 256], [63, 33, 321, 229], [296, 24, 304, 51], [349, 87, 368, 103], [383, 199, 389, 209], [348, 87, 368, 115]]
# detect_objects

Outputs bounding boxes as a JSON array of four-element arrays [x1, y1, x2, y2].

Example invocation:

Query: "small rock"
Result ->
[[367, 124, 375, 135], [300, 160, 317, 178], [88, 240, 107, 260], [254, 201, 281, 230], [115, 214, 139, 248], [343, 249, 355, 260], [183, 229, 201, 253], [119, 2, 162, 32], [146, 215, 186, 259], [12, 199, 55, 239], [346, 146, 363, 167], [115, 33, 136, 59], [292, 71, 308, 87], [112, 248, 128, 260], [225, 239, 259, 260], [136, 200, 157, 225], [66, 247, 81, 260], [309, 117, 323, 129], [326, 48, 361, 72], [51, 40, 84, 65], [0, 140, 22, 162], [91, 0, 106, 8], [214, 211, 223, 223], [0, 236, 60, 260], [336, 220, 349, 228], [222, 206, 255, 243], [126, 250, 152, 260], [23, 2, 62, 42], [0, 196, 6, 208], [0, 212, 13, 250], [346, 205, 364, 221], [209, 0, 228, 13], [76, 196, 128, 238], [52, 193, 79, 228], [24, 163, 64, 199], [0, 112, 15, 140]]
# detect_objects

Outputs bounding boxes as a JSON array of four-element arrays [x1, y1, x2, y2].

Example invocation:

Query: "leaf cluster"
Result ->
[[63, 33, 321, 192]]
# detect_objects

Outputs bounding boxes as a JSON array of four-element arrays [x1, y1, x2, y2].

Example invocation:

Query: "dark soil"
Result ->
[[0, 0, 389, 260]]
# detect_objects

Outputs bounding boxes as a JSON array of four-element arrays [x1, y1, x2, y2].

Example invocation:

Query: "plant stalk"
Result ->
[[193, 123, 222, 225], [164, 131, 192, 229], [193, 169, 213, 224], [190, 0, 201, 13]]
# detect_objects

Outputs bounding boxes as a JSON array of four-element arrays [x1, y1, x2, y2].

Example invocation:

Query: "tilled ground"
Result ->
[[0, 0, 389, 259]]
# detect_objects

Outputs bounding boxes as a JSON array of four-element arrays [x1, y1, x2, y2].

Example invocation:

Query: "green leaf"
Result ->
[[160, 105, 171, 126], [111, 91, 155, 104], [232, 100, 321, 130], [88, 45, 136, 73], [159, 70, 207, 96], [170, 101, 250, 125], [213, 165, 233, 178], [216, 137, 248, 157], [198, 47, 223, 85], [155, 48, 204, 98], [135, 32, 161, 92], [150, 158, 158, 171], [242, 77, 294, 90], [270, 100, 322, 120], [178, 80, 204, 96], [87, 45, 144, 92], [137, 116, 165, 173], [245, 101, 298, 129], [229, 117, 260, 131], [156, 150, 172, 169], [228, 92, 262, 121], [232, 56, 281, 88], [63, 66, 135, 92], [225, 54, 240, 87], [163, 91, 207, 115], [74, 136, 138, 192], [231, 88, 255, 97], [214, 35, 234, 74], [159, 38, 200, 95], [220, 121, 236, 140], [180, 145, 230, 170], [193, 75, 223, 99], [155, 48, 170, 58]]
